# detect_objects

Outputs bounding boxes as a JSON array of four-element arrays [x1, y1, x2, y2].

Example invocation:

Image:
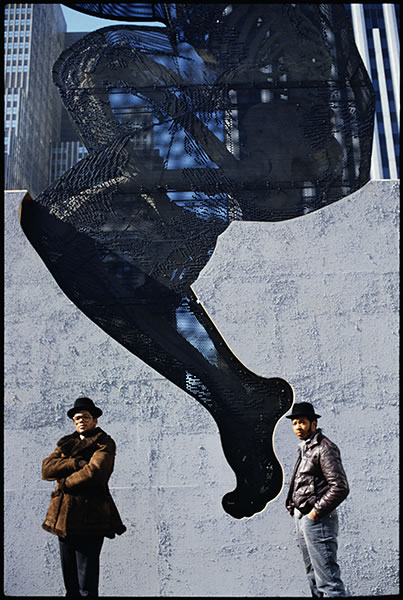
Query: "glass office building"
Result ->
[[4, 4, 66, 196], [48, 32, 89, 184], [346, 3, 400, 179]]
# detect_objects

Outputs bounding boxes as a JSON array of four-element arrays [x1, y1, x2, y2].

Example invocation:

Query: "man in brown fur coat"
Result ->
[[42, 397, 126, 597]]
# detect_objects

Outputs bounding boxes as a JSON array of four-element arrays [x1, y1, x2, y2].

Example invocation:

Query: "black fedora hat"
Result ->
[[67, 397, 102, 419], [286, 402, 321, 420]]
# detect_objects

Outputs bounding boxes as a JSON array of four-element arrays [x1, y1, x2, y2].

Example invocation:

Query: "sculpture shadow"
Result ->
[[20, 4, 374, 518]]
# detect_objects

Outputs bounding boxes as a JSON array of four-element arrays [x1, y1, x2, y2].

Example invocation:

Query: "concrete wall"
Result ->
[[4, 180, 399, 597]]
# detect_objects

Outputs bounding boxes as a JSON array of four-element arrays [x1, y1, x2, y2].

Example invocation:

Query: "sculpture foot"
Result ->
[[218, 377, 293, 518]]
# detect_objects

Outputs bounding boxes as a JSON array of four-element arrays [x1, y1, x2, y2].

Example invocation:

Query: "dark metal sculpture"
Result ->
[[21, 4, 374, 518]]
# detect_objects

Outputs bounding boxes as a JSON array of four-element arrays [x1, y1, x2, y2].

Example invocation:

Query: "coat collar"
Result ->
[[306, 428, 323, 448], [298, 428, 323, 454], [57, 427, 104, 457]]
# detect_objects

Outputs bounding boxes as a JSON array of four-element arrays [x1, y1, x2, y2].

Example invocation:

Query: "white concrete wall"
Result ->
[[4, 180, 399, 596]]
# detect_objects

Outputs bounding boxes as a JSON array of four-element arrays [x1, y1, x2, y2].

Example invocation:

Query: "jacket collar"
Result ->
[[306, 428, 322, 447], [57, 427, 104, 457], [298, 428, 323, 454]]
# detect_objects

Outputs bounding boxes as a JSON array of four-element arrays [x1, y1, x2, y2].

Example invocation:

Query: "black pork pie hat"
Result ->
[[286, 402, 321, 420], [67, 397, 103, 419]]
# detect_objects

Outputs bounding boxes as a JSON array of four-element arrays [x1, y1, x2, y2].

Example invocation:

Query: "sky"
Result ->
[[61, 5, 163, 31]]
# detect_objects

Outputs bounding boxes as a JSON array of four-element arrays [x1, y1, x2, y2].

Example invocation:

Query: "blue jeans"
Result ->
[[295, 510, 346, 597]]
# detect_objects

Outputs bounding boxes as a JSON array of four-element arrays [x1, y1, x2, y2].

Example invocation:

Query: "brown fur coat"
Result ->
[[42, 427, 126, 539]]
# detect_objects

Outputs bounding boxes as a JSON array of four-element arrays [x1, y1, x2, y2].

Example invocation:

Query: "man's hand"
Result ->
[[307, 509, 319, 520]]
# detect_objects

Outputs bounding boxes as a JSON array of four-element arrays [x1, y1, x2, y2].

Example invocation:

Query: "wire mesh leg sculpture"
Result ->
[[20, 4, 374, 518]]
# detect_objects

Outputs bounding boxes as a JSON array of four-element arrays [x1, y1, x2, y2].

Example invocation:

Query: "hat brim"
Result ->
[[286, 413, 321, 419], [67, 407, 102, 419]]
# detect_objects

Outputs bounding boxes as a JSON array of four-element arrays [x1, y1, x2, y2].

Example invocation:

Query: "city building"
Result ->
[[346, 3, 400, 179], [49, 32, 88, 184], [4, 3, 66, 196]]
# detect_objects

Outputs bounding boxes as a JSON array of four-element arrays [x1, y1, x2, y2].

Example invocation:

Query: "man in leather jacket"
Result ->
[[285, 402, 349, 597], [42, 397, 126, 597]]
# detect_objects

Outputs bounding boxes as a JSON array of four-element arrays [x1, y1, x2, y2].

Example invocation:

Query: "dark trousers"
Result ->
[[58, 535, 104, 597]]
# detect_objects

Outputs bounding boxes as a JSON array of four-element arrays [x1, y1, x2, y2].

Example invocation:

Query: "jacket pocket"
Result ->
[[64, 494, 86, 531], [84, 495, 112, 529]]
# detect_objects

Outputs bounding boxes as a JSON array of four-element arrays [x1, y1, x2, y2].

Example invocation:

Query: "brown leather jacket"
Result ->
[[286, 429, 349, 517], [42, 427, 126, 539]]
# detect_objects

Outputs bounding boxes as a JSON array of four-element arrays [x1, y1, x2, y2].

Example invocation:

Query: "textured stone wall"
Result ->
[[4, 181, 399, 597]]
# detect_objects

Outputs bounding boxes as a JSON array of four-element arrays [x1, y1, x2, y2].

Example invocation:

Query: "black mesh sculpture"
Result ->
[[20, 4, 374, 518]]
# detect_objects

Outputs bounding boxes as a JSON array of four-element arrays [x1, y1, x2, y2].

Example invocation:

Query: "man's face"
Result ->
[[72, 410, 97, 434], [292, 416, 316, 441]]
